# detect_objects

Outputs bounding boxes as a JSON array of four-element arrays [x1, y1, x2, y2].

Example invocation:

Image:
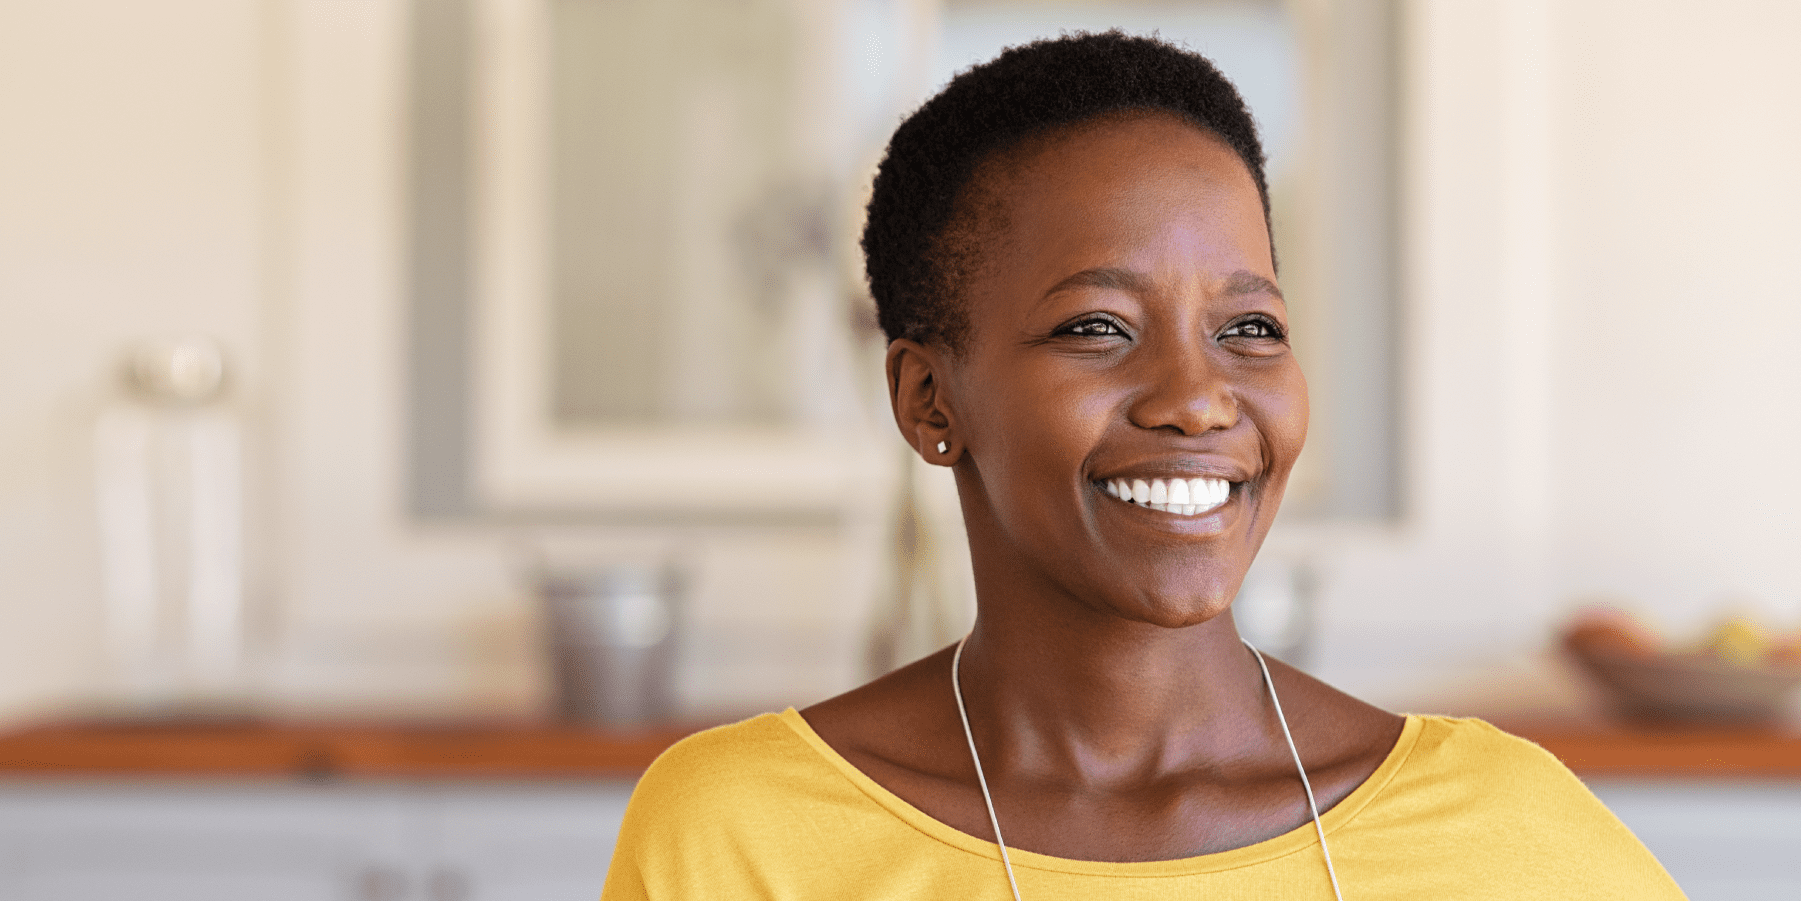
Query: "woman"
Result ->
[[602, 32, 1683, 900]]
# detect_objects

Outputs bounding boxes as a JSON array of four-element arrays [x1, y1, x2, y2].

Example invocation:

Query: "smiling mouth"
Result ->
[[1098, 477, 1234, 515]]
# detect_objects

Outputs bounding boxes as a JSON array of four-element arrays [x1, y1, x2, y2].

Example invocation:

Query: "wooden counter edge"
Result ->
[[1501, 720, 1801, 778], [3, 718, 1798, 780], [0, 721, 706, 780]]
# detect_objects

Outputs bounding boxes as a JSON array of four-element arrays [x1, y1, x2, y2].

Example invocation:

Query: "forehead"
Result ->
[[979, 110, 1261, 228], [955, 111, 1273, 305]]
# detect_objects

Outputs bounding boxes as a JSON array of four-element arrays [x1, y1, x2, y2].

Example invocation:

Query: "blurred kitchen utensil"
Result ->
[[1561, 609, 1801, 724], [94, 337, 251, 714], [1565, 646, 1801, 723], [540, 562, 682, 727]]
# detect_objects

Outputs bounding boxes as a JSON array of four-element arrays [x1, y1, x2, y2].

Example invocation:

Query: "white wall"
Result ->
[[268, 0, 543, 714], [1547, 0, 1801, 622], [0, 0, 541, 720], [0, 1, 273, 716], [1306, 0, 1801, 713]]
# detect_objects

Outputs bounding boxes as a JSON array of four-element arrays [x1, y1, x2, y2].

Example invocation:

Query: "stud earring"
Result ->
[[935, 440, 949, 455]]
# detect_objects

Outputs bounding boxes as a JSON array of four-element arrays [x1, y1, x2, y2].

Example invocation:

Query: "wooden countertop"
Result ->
[[0, 716, 1797, 780], [0, 719, 701, 780], [1496, 718, 1801, 779]]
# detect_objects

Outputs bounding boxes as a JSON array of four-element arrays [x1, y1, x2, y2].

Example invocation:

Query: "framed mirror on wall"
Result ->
[[407, 0, 1401, 525], [469, 0, 890, 517]]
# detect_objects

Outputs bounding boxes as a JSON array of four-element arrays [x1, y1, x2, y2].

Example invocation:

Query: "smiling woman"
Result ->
[[599, 32, 1685, 901], [903, 113, 1306, 633]]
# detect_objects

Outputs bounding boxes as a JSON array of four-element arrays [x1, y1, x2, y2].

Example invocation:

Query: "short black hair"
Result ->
[[862, 30, 1272, 350]]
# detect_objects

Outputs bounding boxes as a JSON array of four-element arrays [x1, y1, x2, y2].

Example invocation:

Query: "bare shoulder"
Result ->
[[1264, 656, 1407, 810], [801, 645, 969, 785], [799, 645, 1004, 842]]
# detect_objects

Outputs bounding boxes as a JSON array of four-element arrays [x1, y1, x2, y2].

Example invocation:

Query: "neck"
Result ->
[[954, 590, 1275, 787]]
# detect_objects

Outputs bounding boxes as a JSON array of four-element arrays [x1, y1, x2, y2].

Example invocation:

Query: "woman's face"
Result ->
[[939, 112, 1307, 628]]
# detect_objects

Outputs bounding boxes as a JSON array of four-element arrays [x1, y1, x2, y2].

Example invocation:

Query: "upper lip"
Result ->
[[1090, 457, 1254, 484]]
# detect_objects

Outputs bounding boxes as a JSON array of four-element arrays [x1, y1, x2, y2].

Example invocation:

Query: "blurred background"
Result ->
[[5, 0, 1799, 727], [4, 0, 1801, 897]]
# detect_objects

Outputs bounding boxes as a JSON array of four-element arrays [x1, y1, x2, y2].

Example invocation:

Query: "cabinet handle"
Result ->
[[357, 866, 409, 901], [428, 868, 472, 901]]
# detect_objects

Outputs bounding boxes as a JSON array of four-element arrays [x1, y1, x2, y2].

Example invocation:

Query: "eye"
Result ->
[[1221, 315, 1287, 342], [1057, 316, 1126, 338]]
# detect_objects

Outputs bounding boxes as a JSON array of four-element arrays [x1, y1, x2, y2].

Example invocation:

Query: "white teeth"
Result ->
[[1190, 478, 1228, 510], [1103, 476, 1235, 514], [1167, 479, 1190, 505]]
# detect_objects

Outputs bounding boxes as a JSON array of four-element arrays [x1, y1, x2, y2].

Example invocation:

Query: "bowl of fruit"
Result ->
[[1560, 608, 1801, 724]]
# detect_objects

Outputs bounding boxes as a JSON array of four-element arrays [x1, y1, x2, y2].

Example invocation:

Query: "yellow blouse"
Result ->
[[601, 709, 1685, 899]]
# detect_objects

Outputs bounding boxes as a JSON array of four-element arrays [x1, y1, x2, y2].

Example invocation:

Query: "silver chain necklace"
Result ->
[[950, 636, 1345, 901]]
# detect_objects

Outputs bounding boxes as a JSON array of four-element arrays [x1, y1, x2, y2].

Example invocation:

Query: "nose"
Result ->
[[1125, 338, 1238, 436]]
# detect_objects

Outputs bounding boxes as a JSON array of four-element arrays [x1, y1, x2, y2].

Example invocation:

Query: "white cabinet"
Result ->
[[5, 779, 1795, 899], [1591, 781, 1801, 901], [426, 787, 632, 901], [0, 782, 633, 901]]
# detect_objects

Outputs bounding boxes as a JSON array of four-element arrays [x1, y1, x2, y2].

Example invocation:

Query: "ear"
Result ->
[[885, 338, 960, 465]]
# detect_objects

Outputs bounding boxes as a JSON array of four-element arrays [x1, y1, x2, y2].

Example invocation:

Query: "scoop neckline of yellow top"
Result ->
[[777, 706, 1425, 878]]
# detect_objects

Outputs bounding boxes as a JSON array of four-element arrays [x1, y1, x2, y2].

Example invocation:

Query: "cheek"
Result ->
[[955, 367, 1121, 540], [1254, 364, 1310, 467], [982, 392, 1100, 498]]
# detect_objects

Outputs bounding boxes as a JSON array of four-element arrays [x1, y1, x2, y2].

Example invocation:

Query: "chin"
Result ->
[[1116, 583, 1240, 630]]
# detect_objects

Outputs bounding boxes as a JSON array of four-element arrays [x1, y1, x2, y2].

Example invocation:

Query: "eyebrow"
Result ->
[[1223, 270, 1286, 304], [1041, 267, 1285, 304], [1042, 267, 1154, 298]]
